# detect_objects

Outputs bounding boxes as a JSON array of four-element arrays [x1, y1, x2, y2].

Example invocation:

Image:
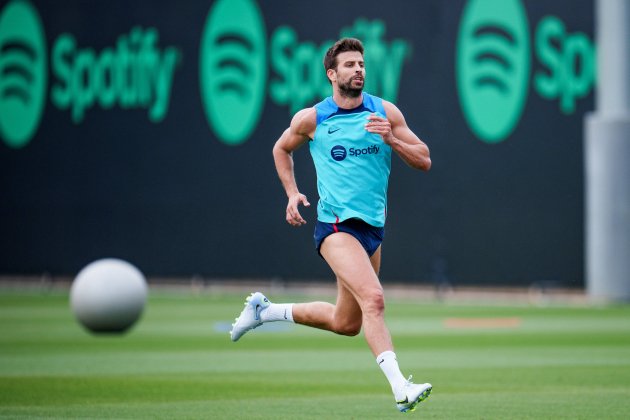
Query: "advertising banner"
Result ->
[[0, 0, 594, 286]]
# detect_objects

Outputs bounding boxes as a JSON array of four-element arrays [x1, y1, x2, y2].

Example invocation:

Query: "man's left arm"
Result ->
[[365, 101, 431, 171]]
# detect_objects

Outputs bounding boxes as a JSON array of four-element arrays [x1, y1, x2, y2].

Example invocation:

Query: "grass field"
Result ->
[[1, 287, 629, 419]]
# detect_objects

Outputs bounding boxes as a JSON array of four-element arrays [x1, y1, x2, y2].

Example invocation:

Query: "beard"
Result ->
[[338, 76, 364, 98]]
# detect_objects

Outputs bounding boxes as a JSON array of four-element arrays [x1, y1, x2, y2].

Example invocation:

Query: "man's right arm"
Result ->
[[272, 108, 316, 226]]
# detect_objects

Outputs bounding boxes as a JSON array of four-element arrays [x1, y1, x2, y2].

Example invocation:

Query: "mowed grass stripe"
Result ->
[[1, 372, 629, 419], [2, 346, 630, 377]]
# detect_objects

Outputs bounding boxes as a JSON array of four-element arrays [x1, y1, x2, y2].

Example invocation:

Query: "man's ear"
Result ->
[[327, 68, 336, 83]]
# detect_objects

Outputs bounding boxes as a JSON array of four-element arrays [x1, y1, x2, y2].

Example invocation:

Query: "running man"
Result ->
[[230, 38, 432, 413]]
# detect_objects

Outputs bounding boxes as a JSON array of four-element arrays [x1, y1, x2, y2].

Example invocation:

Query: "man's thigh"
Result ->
[[321, 232, 384, 306]]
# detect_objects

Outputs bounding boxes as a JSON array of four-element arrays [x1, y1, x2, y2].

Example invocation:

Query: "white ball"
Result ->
[[70, 258, 148, 333]]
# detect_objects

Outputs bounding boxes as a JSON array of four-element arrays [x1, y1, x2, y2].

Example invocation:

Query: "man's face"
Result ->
[[331, 51, 365, 98]]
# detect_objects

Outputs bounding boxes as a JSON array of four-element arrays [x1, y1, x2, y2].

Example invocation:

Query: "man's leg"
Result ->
[[231, 232, 391, 354], [318, 233, 431, 412], [229, 232, 431, 411], [230, 234, 367, 341], [291, 237, 381, 337], [292, 278, 363, 336], [318, 232, 392, 356]]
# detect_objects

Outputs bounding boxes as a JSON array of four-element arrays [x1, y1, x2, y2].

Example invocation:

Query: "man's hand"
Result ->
[[286, 193, 310, 226], [367, 102, 431, 171], [365, 114, 394, 144]]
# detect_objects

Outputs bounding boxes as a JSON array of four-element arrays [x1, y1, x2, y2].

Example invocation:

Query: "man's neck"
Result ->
[[332, 91, 363, 109]]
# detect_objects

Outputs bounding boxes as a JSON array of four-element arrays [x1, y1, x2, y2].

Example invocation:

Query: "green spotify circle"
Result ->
[[457, 0, 530, 143], [0, 0, 47, 148], [199, 0, 267, 146]]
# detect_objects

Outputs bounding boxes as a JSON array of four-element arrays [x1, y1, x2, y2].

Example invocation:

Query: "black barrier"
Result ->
[[0, 0, 594, 286]]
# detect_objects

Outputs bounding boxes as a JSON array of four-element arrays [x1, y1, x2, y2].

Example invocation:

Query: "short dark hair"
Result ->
[[323, 38, 364, 73]]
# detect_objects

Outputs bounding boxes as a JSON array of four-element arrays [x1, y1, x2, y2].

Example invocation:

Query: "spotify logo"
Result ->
[[0, 0, 47, 148], [457, 0, 530, 143], [330, 145, 347, 161], [199, 0, 267, 146]]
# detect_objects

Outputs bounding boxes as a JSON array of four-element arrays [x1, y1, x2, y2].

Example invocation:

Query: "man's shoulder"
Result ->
[[290, 107, 317, 134], [380, 99, 404, 122], [311, 96, 341, 125]]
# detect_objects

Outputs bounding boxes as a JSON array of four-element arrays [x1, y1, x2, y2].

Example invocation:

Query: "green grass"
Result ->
[[1, 288, 629, 419]]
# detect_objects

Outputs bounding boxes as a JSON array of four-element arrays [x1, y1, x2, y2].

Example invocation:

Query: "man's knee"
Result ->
[[362, 288, 385, 317], [333, 321, 362, 336]]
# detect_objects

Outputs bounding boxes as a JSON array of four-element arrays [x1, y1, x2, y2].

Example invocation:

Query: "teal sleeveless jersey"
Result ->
[[309, 93, 392, 227]]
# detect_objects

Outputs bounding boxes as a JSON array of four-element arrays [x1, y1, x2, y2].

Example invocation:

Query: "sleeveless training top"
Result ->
[[309, 93, 392, 227]]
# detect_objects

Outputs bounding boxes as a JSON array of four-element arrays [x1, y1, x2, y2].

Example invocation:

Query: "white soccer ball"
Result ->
[[70, 258, 148, 333]]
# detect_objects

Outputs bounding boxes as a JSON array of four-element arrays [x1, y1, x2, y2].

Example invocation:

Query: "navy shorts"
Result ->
[[314, 218, 385, 257]]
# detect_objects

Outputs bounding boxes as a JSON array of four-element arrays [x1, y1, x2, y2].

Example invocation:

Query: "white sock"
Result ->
[[260, 303, 294, 323], [376, 350, 407, 398]]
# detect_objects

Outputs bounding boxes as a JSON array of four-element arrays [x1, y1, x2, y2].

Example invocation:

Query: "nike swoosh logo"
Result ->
[[328, 127, 341, 134], [255, 304, 262, 320], [396, 397, 409, 404], [284, 309, 288, 320], [378, 358, 385, 365]]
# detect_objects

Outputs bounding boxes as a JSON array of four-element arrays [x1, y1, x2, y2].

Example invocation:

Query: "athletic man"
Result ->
[[230, 38, 432, 413]]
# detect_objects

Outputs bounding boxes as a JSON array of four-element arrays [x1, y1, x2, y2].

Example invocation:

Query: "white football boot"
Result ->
[[230, 292, 270, 342], [395, 376, 432, 413]]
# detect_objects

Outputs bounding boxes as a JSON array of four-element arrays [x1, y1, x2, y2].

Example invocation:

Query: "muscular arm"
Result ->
[[272, 108, 317, 226], [365, 101, 431, 171]]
